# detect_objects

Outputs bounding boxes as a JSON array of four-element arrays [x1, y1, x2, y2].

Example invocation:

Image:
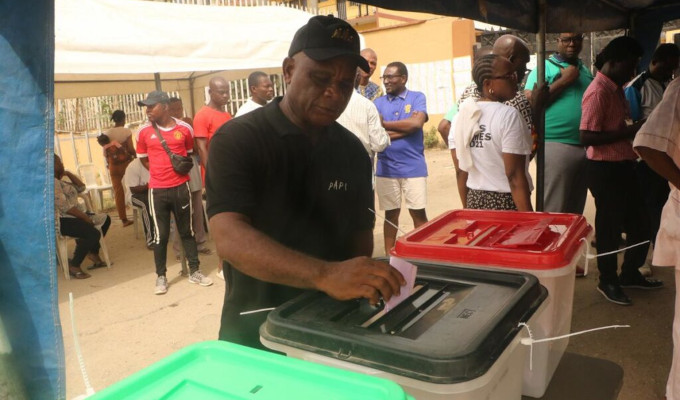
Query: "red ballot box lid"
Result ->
[[393, 209, 592, 270]]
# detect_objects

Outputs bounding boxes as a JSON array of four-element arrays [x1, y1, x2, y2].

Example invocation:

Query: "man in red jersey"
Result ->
[[136, 90, 213, 295], [193, 77, 232, 279], [194, 76, 232, 174]]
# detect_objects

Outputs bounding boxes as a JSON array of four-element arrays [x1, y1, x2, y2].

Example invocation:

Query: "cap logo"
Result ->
[[331, 27, 355, 43]]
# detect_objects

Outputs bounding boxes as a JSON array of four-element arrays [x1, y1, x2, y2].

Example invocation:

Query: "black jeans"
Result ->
[[149, 182, 199, 276], [586, 160, 649, 285], [59, 215, 111, 268], [636, 160, 671, 245]]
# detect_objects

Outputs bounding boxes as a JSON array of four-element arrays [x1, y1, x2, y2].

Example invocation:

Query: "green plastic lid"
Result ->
[[89, 340, 413, 399]]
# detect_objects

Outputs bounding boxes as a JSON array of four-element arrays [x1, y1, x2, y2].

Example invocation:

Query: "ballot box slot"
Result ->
[[359, 283, 430, 329], [363, 281, 473, 339], [397, 284, 475, 339]]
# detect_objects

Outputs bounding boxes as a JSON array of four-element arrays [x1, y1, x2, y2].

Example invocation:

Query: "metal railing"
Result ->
[[159, 0, 319, 14], [55, 74, 287, 170]]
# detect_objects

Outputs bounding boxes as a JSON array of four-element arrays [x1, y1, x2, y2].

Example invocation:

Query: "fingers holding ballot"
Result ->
[[384, 257, 418, 311], [318, 257, 407, 306], [317, 256, 417, 309]]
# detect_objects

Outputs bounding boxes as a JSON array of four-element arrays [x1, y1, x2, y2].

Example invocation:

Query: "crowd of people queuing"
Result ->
[[54, 16, 680, 399]]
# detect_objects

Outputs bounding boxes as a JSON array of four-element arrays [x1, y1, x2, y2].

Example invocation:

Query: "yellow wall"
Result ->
[[55, 133, 109, 175], [362, 18, 476, 134]]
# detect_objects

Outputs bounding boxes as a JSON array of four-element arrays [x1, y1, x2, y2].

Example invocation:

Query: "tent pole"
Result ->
[[535, 0, 546, 211], [154, 72, 162, 91], [189, 77, 196, 117]]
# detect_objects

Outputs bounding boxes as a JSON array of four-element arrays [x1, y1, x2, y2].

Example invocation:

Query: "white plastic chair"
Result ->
[[122, 173, 141, 240], [77, 163, 113, 211], [56, 217, 112, 280]]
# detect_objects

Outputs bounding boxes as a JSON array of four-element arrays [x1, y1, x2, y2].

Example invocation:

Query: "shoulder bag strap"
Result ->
[[153, 124, 176, 159]]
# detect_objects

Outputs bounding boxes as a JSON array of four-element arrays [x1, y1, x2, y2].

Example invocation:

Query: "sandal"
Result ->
[[69, 267, 91, 279], [86, 261, 108, 270]]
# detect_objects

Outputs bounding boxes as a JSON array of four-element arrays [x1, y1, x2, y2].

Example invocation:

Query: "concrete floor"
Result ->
[[59, 148, 674, 399]]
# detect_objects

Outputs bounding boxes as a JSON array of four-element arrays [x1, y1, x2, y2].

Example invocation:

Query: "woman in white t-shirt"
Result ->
[[449, 54, 533, 211]]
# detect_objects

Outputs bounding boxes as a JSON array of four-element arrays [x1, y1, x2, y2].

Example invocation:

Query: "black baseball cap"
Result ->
[[137, 90, 170, 107], [288, 15, 369, 72]]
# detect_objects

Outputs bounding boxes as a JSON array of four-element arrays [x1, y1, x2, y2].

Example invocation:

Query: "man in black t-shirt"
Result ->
[[206, 15, 405, 349]]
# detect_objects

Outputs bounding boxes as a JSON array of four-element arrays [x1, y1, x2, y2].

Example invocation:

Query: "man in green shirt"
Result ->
[[525, 33, 593, 214]]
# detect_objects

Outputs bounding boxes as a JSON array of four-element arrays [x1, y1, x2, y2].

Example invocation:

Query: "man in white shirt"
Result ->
[[123, 158, 154, 248], [337, 86, 390, 180], [234, 71, 275, 117]]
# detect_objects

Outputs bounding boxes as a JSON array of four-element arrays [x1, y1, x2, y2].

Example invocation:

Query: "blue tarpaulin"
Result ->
[[1, 1, 679, 399], [360, 0, 680, 67], [0, 1, 64, 399]]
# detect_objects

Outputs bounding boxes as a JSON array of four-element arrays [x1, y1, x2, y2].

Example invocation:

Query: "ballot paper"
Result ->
[[385, 257, 418, 311]]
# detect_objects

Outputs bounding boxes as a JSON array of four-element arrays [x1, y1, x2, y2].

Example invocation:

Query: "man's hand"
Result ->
[[317, 257, 406, 306], [560, 65, 579, 84]]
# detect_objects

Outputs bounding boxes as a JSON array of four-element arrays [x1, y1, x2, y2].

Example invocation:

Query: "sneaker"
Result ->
[[189, 270, 213, 287], [155, 275, 168, 295], [620, 276, 663, 290], [596, 283, 632, 306], [217, 269, 224, 281]]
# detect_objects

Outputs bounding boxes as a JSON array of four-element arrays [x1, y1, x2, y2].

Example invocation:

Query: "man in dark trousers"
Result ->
[[206, 15, 405, 349], [580, 37, 662, 306], [136, 90, 213, 295]]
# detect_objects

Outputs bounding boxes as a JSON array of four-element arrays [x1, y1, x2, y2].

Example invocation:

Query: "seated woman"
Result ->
[[449, 54, 533, 211], [54, 154, 111, 279]]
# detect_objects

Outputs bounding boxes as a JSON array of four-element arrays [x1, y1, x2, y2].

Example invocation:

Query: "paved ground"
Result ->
[[60, 148, 673, 399]]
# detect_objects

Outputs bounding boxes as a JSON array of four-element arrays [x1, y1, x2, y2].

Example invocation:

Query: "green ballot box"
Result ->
[[89, 340, 414, 400]]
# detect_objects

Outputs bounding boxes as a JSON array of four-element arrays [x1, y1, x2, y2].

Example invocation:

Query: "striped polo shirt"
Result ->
[[580, 72, 638, 161]]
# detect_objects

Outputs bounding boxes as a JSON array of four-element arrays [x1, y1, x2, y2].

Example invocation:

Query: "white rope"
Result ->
[[240, 307, 276, 315], [518, 322, 535, 370], [518, 322, 630, 370], [586, 240, 650, 258], [69, 292, 96, 398], [578, 238, 650, 277], [368, 208, 407, 235]]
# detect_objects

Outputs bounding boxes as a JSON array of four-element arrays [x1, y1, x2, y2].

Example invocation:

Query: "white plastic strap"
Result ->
[[518, 322, 630, 370], [240, 307, 276, 316], [369, 208, 407, 235], [578, 238, 650, 278], [586, 239, 650, 258], [69, 292, 96, 398]]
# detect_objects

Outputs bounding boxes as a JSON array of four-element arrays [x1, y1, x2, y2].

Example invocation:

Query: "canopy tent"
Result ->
[[356, 0, 680, 34], [55, 0, 316, 101], [358, 1, 680, 71]]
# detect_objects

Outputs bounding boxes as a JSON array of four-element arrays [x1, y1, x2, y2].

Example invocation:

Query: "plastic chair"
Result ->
[[122, 174, 141, 240], [55, 217, 112, 280], [77, 163, 113, 211], [78, 192, 95, 212]]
